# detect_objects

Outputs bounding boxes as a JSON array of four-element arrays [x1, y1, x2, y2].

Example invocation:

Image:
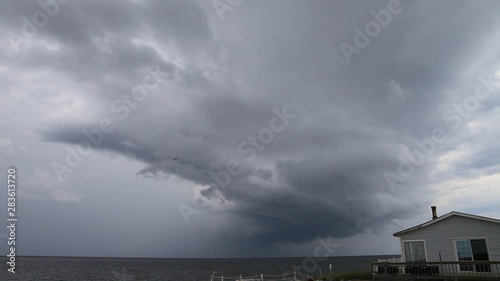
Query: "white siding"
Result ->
[[398, 215, 500, 262]]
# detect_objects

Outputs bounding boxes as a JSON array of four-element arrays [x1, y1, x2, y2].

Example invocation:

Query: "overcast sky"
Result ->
[[1, 0, 500, 258]]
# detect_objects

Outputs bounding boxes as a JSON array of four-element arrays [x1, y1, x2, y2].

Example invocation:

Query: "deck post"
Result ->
[[261, 273, 264, 281], [293, 271, 297, 281]]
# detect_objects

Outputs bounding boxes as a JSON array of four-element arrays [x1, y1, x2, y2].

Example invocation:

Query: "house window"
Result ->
[[455, 239, 491, 272], [403, 241, 426, 262]]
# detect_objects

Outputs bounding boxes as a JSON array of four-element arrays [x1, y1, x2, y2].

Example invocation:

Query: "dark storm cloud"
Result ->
[[5, 0, 500, 252]]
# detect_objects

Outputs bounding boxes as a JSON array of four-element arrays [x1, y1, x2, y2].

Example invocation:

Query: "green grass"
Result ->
[[312, 268, 372, 280]]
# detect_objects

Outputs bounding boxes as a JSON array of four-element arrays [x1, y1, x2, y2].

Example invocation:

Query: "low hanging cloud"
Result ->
[[3, 0, 500, 254]]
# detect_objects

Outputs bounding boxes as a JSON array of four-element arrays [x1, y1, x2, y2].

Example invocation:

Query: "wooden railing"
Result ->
[[372, 261, 500, 280], [211, 272, 297, 281]]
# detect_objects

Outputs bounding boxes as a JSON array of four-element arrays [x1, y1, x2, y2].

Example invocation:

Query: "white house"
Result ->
[[393, 206, 500, 275]]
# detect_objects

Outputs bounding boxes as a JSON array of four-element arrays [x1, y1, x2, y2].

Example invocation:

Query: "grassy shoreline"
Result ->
[[312, 268, 372, 280]]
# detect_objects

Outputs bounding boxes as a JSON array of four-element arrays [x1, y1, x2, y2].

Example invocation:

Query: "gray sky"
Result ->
[[1, 0, 500, 258]]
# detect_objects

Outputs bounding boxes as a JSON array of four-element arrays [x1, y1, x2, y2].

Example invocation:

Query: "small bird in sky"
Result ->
[[170, 157, 179, 161]]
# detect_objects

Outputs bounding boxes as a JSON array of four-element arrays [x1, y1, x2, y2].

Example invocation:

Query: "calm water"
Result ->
[[0, 255, 398, 281]]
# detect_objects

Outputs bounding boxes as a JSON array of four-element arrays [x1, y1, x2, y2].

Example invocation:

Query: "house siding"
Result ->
[[398, 215, 500, 262]]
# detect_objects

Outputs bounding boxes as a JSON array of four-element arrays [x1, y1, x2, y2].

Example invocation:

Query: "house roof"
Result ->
[[393, 211, 500, 237]]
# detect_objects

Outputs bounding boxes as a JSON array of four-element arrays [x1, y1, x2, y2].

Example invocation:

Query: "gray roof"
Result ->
[[393, 211, 500, 237]]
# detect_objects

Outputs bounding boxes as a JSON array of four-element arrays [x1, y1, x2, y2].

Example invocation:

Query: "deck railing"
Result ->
[[372, 261, 500, 280], [211, 272, 297, 281]]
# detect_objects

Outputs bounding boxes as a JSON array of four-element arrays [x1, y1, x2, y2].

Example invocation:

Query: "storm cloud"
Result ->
[[2, 0, 500, 257]]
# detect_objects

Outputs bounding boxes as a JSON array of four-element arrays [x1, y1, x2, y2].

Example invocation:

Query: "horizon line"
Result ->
[[1, 254, 401, 259]]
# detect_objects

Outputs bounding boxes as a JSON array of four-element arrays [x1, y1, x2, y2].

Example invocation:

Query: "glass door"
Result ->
[[455, 239, 490, 272], [471, 239, 491, 272], [455, 240, 474, 271]]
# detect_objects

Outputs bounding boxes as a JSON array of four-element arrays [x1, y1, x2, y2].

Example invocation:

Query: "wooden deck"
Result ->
[[372, 261, 500, 280]]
